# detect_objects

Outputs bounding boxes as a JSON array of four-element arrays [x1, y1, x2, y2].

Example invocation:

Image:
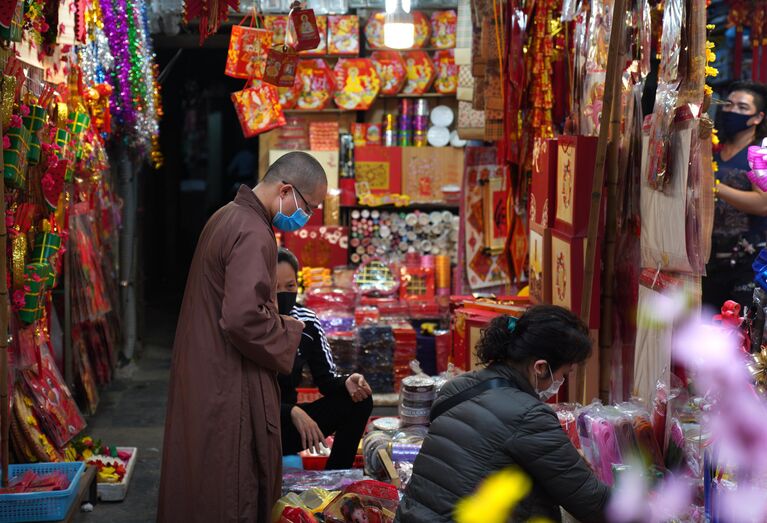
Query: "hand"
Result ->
[[291, 406, 325, 454], [345, 373, 372, 402]]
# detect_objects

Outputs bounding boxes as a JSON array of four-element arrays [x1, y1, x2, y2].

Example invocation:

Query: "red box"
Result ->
[[550, 229, 601, 328], [281, 226, 349, 268], [530, 138, 558, 228], [354, 145, 402, 197], [554, 136, 598, 237], [435, 330, 451, 374], [529, 222, 551, 304]]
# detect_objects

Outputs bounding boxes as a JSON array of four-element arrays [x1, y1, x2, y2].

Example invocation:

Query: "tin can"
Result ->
[[415, 98, 429, 116], [384, 129, 397, 147]]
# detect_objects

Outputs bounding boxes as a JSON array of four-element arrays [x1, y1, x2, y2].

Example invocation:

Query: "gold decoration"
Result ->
[[747, 346, 767, 395], [11, 231, 27, 290]]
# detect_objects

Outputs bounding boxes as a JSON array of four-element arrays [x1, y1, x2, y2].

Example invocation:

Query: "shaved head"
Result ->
[[264, 152, 328, 195]]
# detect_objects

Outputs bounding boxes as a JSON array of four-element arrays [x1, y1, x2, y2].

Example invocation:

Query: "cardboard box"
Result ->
[[530, 138, 558, 228], [354, 145, 402, 196], [280, 226, 349, 268], [550, 229, 601, 328], [269, 149, 339, 189], [529, 223, 551, 304], [555, 136, 598, 236], [401, 147, 465, 203]]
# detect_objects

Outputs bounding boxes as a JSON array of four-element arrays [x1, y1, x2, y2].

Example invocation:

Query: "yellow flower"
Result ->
[[712, 131, 720, 146], [707, 24, 715, 30], [712, 161, 719, 172], [82, 448, 93, 459], [706, 49, 716, 63], [705, 84, 713, 96], [706, 65, 719, 78], [454, 468, 532, 523]]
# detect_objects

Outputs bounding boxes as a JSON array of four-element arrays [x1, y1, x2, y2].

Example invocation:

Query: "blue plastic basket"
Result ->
[[0, 462, 86, 522]]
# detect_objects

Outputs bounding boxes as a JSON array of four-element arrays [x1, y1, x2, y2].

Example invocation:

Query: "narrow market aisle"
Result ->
[[73, 301, 178, 523]]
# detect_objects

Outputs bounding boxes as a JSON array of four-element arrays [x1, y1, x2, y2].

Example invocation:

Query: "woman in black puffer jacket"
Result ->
[[396, 305, 610, 523]]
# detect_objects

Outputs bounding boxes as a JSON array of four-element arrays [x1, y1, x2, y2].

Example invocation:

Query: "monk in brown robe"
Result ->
[[158, 152, 328, 522]]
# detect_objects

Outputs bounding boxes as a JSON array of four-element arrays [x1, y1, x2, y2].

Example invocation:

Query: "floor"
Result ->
[[70, 301, 395, 523], [72, 305, 176, 523]]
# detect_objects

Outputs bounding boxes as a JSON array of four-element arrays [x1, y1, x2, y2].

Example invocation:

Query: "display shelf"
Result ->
[[378, 92, 456, 98], [365, 47, 457, 53], [284, 108, 355, 114], [341, 203, 459, 212]]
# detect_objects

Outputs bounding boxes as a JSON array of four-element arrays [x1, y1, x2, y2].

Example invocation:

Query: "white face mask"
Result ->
[[536, 363, 565, 401]]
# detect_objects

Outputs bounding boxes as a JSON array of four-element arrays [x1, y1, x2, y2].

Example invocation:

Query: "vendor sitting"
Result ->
[[277, 247, 374, 470]]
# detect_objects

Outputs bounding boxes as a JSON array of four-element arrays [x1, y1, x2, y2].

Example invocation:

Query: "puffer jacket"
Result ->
[[395, 364, 610, 523]]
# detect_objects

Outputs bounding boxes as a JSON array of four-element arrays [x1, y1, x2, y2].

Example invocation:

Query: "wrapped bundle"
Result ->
[[356, 325, 395, 393], [554, 403, 581, 449]]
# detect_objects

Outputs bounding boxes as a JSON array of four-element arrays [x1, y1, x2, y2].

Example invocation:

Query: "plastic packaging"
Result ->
[[747, 138, 767, 192], [322, 481, 399, 523], [554, 403, 582, 449]]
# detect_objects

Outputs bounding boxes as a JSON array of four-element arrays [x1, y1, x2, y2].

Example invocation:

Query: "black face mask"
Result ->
[[277, 292, 297, 315], [715, 110, 756, 141]]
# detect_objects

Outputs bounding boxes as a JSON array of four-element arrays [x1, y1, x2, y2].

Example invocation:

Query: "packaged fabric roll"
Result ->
[[328, 332, 357, 375], [356, 325, 395, 392]]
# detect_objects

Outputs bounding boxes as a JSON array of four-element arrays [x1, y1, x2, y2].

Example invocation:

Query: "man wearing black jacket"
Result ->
[[276, 248, 374, 469]]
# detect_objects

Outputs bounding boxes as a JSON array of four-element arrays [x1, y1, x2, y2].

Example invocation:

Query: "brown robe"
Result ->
[[158, 186, 303, 522]]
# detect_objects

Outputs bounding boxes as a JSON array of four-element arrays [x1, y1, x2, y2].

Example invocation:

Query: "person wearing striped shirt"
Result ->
[[276, 248, 373, 469]]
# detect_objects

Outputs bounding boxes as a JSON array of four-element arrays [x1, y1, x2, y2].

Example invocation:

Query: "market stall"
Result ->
[[0, 0, 161, 516], [165, 0, 767, 517]]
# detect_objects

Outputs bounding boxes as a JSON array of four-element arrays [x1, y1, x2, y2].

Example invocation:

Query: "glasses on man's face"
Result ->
[[283, 181, 314, 216]]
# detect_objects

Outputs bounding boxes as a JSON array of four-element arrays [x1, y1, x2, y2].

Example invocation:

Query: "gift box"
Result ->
[[529, 222, 551, 304], [530, 138, 558, 228], [412, 12, 431, 49], [300, 15, 327, 56], [550, 229, 601, 328], [295, 59, 334, 110], [281, 226, 349, 268], [263, 46, 300, 87], [555, 135, 598, 237], [225, 23, 272, 79], [400, 147, 464, 203], [24, 104, 46, 133], [354, 145, 402, 196], [351, 123, 382, 146], [430, 10, 457, 49], [402, 51, 436, 95], [371, 51, 407, 95], [290, 6, 321, 51], [4, 124, 30, 189], [433, 50, 458, 94], [264, 15, 289, 46], [328, 15, 359, 56], [333, 58, 380, 110], [0, 1, 23, 42], [31, 232, 62, 265], [18, 262, 53, 324]]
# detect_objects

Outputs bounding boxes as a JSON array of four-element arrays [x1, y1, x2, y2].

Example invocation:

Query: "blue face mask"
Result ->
[[272, 188, 310, 232]]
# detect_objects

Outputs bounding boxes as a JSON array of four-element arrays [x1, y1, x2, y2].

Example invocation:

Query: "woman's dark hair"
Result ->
[[729, 80, 767, 142], [475, 305, 592, 371], [277, 247, 300, 276]]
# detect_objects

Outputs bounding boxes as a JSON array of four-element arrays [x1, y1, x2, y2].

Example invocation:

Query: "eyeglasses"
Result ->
[[283, 180, 314, 216]]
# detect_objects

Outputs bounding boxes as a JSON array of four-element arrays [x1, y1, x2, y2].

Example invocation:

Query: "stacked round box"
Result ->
[[399, 376, 436, 427], [413, 99, 429, 147]]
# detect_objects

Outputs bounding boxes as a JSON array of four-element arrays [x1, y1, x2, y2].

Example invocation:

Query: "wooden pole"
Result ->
[[597, 68, 626, 403], [0, 107, 9, 487], [578, 0, 628, 403]]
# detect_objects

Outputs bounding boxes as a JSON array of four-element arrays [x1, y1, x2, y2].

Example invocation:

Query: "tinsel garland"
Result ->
[[79, 0, 162, 165]]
